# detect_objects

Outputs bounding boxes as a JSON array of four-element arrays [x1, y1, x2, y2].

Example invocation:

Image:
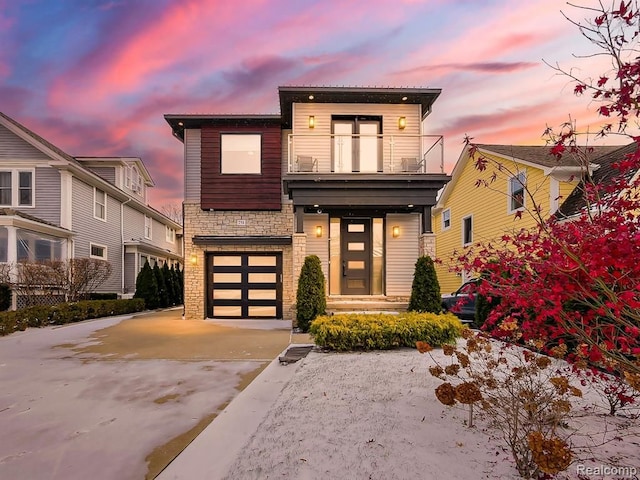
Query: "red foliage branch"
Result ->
[[456, 2, 640, 383]]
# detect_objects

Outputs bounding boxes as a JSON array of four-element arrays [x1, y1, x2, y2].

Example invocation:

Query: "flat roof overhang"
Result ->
[[279, 86, 442, 129], [283, 173, 451, 209]]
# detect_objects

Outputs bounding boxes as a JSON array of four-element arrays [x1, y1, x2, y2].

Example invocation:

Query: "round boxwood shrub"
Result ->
[[408, 255, 441, 313], [295, 255, 326, 332]]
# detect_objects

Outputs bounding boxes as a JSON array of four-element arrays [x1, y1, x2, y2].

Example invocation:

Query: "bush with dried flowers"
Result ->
[[418, 330, 582, 479]]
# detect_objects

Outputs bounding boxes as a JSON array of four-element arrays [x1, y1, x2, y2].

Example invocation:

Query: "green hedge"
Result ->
[[309, 311, 464, 351], [0, 298, 146, 336]]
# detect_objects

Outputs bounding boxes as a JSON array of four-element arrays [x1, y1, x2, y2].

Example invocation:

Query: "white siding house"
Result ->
[[0, 112, 183, 306]]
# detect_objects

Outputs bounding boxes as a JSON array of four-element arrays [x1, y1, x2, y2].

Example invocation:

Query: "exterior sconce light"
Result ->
[[190, 253, 198, 265], [308, 115, 315, 128], [398, 116, 406, 130], [315, 225, 323, 237], [392, 226, 400, 238]]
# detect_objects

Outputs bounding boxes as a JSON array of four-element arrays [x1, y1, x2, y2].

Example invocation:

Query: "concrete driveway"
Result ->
[[0, 308, 293, 480]]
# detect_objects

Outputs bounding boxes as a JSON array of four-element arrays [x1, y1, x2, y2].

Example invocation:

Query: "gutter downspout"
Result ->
[[121, 198, 132, 295]]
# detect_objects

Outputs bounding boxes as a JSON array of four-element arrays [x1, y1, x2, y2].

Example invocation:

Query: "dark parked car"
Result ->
[[441, 279, 478, 323]]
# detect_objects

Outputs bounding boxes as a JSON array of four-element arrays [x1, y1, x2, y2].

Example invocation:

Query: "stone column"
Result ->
[[419, 233, 436, 259], [291, 233, 307, 325]]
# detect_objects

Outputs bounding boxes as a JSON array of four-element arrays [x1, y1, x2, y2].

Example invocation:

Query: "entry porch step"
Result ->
[[326, 296, 409, 314]]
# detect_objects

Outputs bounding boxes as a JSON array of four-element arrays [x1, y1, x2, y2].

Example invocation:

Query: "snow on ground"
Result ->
[[0, 316, 261, 480], [221, 349, 640, 480]]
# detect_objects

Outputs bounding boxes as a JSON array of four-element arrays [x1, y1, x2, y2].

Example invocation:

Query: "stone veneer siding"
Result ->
[[419, 233, 436, 259], [183, 202, 297, 320]]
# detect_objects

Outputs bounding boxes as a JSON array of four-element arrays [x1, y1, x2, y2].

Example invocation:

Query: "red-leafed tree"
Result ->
[[456, 1, 640, 386]]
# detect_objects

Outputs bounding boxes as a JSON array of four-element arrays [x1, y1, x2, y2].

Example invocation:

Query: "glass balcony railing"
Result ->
[[286, 134, 444, 174]]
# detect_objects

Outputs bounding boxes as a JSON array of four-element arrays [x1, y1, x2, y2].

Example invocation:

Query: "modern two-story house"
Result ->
[[433, 143, 621, 294], [0, 112, 183, 307], [166, 86, 450, 321]]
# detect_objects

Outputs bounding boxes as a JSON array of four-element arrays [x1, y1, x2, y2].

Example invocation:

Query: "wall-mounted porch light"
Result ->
[[190, 253, 198, 265], [315, 225, 323, 237], [398, 116, 406, 130], [392, 226, 400, 238], [308, 116, 315, 128]]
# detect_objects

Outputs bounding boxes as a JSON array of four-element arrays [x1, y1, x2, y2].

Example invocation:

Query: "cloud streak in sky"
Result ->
[[0, 0, 628, 208]]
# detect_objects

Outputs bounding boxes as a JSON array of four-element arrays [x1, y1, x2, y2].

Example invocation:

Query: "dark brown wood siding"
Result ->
[[201, 125, 282, 210]]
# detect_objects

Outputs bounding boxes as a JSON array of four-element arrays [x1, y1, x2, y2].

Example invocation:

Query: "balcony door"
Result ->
[[332, 117, 382, 173]]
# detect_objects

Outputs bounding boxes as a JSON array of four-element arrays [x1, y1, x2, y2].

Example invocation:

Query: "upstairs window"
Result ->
[[0, 170, 34, 207], [94, 188, 106, 220], [509, 171, 526, 212], [166, 226, 175, 244], [220, 134, 261, 174], [442, 208, 451, 230], [144, 216, 152, 239], [462, 215, 473, 246]]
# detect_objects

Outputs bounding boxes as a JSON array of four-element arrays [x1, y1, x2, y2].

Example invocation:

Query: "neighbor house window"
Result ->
[[509, 171, 526, 212], [16, 229, 63, 262], [144, 216, 152, 239], [462, 215, 473, 246], [94, 188, 106, 220], [90, 243, 107, 260], [166, 226, 175, 244], [0, 170, 34, 207], [442, 208, 451, 230], [220, 134, 261, 174]]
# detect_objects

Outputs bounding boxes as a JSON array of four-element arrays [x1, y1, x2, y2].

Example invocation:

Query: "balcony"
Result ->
[[283, 133, 450, 218], [286, 134, 444, 174]]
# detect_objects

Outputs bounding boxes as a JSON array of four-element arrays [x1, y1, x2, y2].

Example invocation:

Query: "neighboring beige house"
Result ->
[[166, 86, 450, 321], [0, 112, 183, 307]]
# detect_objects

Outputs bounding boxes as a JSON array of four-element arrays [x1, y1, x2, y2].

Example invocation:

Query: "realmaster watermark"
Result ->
[[576, 464, 638, 478]]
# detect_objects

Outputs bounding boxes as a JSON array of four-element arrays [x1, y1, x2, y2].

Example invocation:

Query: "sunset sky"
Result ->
[[0, 0, 628, 209]]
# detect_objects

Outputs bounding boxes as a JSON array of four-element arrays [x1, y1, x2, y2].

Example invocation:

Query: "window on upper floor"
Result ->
[[90, 243, 107, 260], [144, 216, 152, 239], [442, 208, 451, 231], [166, 226, 175, 244], [0, 170, 34, 207], [462, 215, 473, 246], [220, 134, 261, 174], [125, 165, 143, 195], [509, 171, 526, 213], [94, 188, 106, 221]]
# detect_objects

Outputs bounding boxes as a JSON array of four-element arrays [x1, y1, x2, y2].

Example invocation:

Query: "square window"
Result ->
[[221, 134, 261, 174]]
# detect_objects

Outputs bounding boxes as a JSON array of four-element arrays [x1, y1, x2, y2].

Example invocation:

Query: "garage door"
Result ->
[[207, 253, 282, 318]]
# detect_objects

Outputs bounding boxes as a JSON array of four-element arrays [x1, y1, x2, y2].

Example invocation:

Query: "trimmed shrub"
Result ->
[[89, 292, 118, 300], [153, 263, 168, 308], [309, 311, 463, 351], [175, 264, 184, 304], [134, 261, 159, 309], [408, 255, 441, 313], [0, 283, 11, 311], [162, 263, 175, 306], [295, 255, 326, 332], [0, 298, 145, 336]]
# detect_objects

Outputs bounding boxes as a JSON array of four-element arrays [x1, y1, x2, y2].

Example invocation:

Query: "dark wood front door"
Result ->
[[341, 218, 371, 295]]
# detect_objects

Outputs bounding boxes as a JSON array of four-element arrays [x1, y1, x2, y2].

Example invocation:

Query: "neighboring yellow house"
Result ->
[[433, 144, 619, 294]]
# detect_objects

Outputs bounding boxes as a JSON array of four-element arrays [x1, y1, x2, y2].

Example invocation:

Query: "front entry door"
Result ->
[[341, 218, 371, 295]]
